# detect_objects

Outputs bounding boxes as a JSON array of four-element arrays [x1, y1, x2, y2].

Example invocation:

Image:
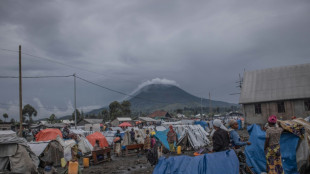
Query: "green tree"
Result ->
[[2, 113, 8, 122], [72, 109, 81, 122], [10, 118, 15, 123], [121, 100, 131, 117], [109, 101, 122, 120], [22, 104, 37, 123], [48, 114, 57, 123], [101, 109, 109, 122], [176, 109, 183, 114]]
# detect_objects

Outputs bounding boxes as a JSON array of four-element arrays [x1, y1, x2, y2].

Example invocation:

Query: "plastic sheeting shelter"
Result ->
[[175, 125, 210, 151], [245, 124, 299, 174], [36, 128, 63, 142], [194, 121, 208, 129], [153, 150, 239, 174], [86, 132, 109, 148], [154, 130, 179, 151], [0, 135, 39, 173], [28, 140, 64, 166]]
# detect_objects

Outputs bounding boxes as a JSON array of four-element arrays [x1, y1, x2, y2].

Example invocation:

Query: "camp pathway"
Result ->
[[57, 155, 154, 174]]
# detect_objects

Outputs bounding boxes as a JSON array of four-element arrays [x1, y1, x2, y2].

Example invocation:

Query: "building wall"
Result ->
[[244, 99, 310, 125]]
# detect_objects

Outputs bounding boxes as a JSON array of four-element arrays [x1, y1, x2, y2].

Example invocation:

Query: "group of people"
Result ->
[[212, 115, 284, 174]]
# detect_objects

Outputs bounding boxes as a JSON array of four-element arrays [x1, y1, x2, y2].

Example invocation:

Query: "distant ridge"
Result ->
[[88, 84, 237, 114]]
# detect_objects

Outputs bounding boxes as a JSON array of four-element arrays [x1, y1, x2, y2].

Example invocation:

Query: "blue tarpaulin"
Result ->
[[245, 124, 299, 174], [237, 120, 242, 130], [153, 150, 239, 174], [154, 130, 178, 150], [194, 121, 208, 129]]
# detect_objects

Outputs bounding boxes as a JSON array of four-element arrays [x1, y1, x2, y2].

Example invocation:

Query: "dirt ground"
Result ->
[[56, 152, 154, 174], [55, 129, 250, 174]]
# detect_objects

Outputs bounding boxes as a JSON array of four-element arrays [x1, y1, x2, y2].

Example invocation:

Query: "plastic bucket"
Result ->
[[177, 146, 181, 154], [83, 158, 89, 168]]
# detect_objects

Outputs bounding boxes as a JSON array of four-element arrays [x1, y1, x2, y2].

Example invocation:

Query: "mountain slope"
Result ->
[[88, 84, 237, 114], [128, 84, 236, 112]]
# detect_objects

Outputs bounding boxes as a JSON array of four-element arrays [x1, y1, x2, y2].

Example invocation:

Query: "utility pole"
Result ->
[[200, 98, 203, 120], [73, 73, 77, 129], [19, 45, 23, 137], [209, 92, 212, 120]]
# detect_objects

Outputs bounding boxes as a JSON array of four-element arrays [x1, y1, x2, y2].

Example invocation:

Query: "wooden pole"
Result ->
[[19, 45, 23, 137], [209, 92, 212, 120], [74, 73, 77, 129]]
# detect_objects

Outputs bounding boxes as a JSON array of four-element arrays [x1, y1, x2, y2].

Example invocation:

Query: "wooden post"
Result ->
[[209, 92, 212, 119], [19, 45, 23, 137]]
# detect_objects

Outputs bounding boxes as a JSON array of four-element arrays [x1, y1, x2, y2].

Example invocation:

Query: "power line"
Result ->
[[0, 47, 139, 84], [0, 75, 73, 79], [76, 75, 169, 104], [0, 102, 70, 110]]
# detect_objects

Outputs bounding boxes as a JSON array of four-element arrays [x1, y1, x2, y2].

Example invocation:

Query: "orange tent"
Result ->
[[86, 132, 109, 148], [36, 128, 63, 141], [118, 122, 132, 127]]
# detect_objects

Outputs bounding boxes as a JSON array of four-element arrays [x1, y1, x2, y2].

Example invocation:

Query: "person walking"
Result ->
[[114, 130, 122, 157], [167, 125, 178, 152], [130, 128, 136, 144], [264, 115, 284, 174]]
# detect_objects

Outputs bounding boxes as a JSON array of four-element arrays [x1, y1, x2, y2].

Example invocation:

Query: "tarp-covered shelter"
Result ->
[[121, 129, 145, 146], [102, 130, 117, 145], [78, 136, 93, 155], [175, 125, 210, 151], [86, 132, 109, 148], [154, 129, 179, 151], [28, 140, 64, 166], [36, 128, 63, 142], [0, 131, 39, 173], [245, 124, 299, 174], [153, 150, 239, 174]]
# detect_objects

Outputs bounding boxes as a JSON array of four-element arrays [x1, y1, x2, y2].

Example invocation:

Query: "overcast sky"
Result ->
[[0, 0, 309, 120]]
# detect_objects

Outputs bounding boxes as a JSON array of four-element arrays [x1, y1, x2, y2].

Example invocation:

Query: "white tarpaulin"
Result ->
[[0, 135, 39, 173], [175, 125, 210, 150], [28, 141, 50, 156], [0, 130, 16, 138]]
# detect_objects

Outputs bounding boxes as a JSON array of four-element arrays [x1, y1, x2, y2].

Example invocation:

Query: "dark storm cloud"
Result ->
[[0, 0, 310, 119]]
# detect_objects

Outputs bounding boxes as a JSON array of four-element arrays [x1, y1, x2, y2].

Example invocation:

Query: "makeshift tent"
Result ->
[[175, 125, 210, 151], [155, 126, 166, 131], [77, 136, 93, 155], [0, 131, 39, 173], [0, 130, 16, 137], [153, 150, 239, 174], [121, 129, 145, 146], [279, 118, 310, 173], [86, 132, 109, 148], [118, 122, 132, 127], [56, 137, 76, 162], [109, 127, 123, 132], [28, 140, 64, 166], [245, 124, 299, 174], [36, 128, 62, 141], [194, 121, 208, 129], [154, 129, 179, 151], [102, 131, 117, 145]]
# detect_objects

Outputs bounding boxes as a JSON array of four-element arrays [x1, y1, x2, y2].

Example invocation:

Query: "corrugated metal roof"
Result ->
[[138, 117, 158, 122], [239, 63, 310, 104], [84, 119, 102, 124], [116, 117, 132, 121]]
